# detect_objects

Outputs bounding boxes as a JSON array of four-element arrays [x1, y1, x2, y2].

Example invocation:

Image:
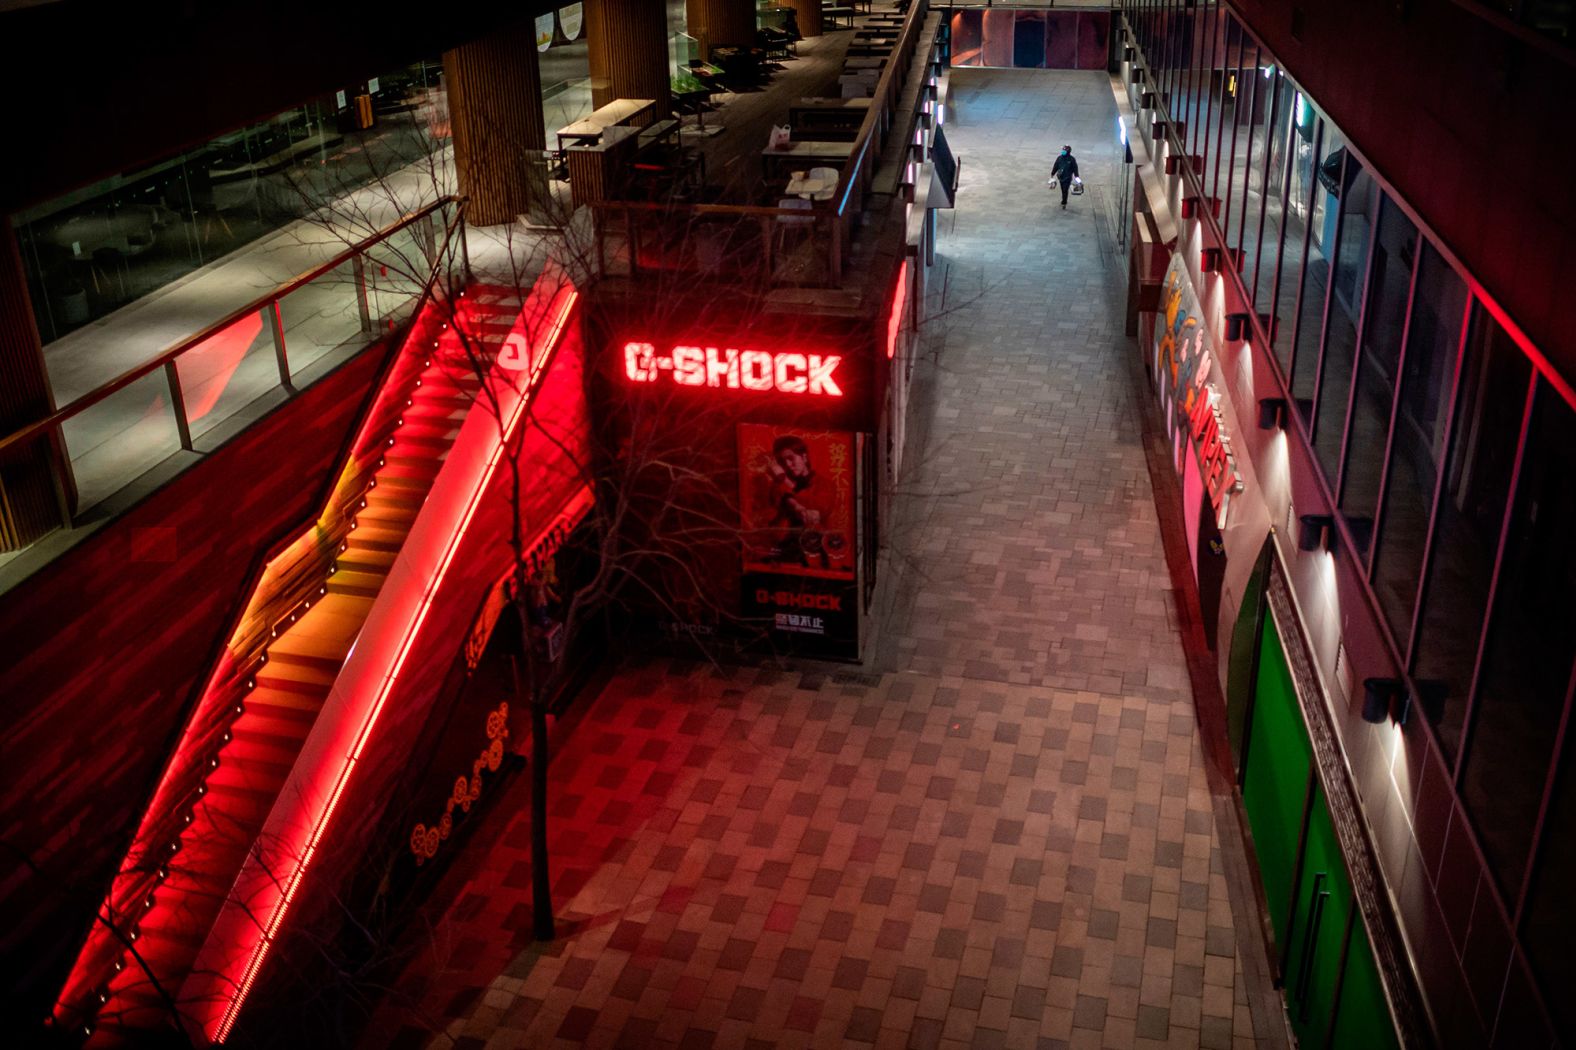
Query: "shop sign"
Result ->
[[1154, 256, 1245, 528], [623, 341, 844, 397]]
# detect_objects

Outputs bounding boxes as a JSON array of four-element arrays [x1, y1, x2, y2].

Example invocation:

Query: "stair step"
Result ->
[[197, 783, 279, 828], [336, 544, 398, 570], [206, 756, 290, 796], [347, 523, 409, 552], [229, 727, 310, 767], [328, 570, 385, 598], [375, 465, 441, 492], [253, 661, 335, 697]]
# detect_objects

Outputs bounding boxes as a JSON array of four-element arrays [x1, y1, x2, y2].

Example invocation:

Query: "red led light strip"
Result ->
[[212, 285, 578, 1043], [886, 260, 909, 360]]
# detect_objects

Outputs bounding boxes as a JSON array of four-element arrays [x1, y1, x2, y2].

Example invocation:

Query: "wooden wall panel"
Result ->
[[444, 21, 547, 228], [0, 338, 393, 1026], [686, 0, 758, 57], [586, 0, 673, 117], [784, 0, 824, 38]]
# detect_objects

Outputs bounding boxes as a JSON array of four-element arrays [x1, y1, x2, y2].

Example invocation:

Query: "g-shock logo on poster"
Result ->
[[623, 341, 844, 396]]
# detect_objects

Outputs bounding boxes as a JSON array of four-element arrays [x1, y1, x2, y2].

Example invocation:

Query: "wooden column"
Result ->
[[783, 0, 823, 37], [442, 21, 547, 227], [586, 0, 672, 117], [0, 216, 71, 551], [685, 0, 757, 59]]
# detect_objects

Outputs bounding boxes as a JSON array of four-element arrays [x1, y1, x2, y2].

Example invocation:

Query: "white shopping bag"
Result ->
[[768, 124, 791, 149]]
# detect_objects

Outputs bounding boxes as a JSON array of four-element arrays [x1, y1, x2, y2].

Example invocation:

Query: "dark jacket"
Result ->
[[1051, 152, 1079, 181]]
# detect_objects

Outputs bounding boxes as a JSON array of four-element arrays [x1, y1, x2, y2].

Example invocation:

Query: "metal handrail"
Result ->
[[0, 194, 463, 459], [835, 0, 930, 219]]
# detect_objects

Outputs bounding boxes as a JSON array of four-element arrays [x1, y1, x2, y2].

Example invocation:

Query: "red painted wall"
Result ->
[[0, 341, 390, 1024]]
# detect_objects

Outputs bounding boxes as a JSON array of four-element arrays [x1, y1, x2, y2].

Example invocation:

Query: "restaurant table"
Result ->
[[843, 57, 885, 71], [762, 140, 855, 177], [556, 98, 656, 150]]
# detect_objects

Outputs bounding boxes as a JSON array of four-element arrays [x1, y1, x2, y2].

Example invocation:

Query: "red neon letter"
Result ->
[[775, 353, 808, 393], [740, 351, 773, 391], [705, 347, 740, 388], [624, 341, 655, 381], [807, 355, 843, 397], [673, 346, 705, 386]]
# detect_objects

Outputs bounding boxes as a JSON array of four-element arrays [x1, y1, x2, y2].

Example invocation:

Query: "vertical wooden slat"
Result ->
[[443, 20, 546, 228], [0, 216, 71, 551], [686, 0, 758, 59], [586, 0, 673, 118], [784, 0, 824, 38]]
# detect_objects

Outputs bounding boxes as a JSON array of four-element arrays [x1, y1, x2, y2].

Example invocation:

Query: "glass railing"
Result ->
[[0, 196, 466, 569]]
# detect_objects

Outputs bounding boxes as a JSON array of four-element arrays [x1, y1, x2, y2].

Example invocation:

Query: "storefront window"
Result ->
[[1288, 126, 1349, 420], [1410, 304, 1531, 763], [1206, 21, 1240, 202], [1369, 242, 1466, 647], [1522, 753, 1576, 1038], [12, 58, 446, 349], [1222, 38, 1258, 246], [1268, 93, 1319, 374], [1339, 194, 1418, 552], [1251, 74, 1295, 348], [1459, 384, 1576, 898], [1231, 59, 1270, 265], [1311, 161, 1374, 481]]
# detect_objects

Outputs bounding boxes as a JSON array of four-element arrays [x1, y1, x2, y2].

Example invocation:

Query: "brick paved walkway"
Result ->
[[361, 70, 1278, 1050]]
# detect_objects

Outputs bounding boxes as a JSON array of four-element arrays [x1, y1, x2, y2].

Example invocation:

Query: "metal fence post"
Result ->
[[268, 302, 294, 392], [164, 361, 193, 451], [352, 252, 372, 333]]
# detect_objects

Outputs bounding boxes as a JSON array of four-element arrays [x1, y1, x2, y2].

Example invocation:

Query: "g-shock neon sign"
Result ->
[[623, 342, 844, 397]]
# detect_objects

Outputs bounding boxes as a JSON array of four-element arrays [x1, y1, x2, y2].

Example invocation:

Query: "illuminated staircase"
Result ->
[[72, 285, 527, 1044]]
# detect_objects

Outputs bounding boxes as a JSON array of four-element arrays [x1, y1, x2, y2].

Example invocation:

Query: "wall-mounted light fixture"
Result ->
[[1140, 91, 1156, 109], [1181, 196, 1201, 218], [1346, 515, 1375, 551], [1362, 678, 1410, 725], [1164, 154, 1184, 175], [1151, 118, 1167, 141], [1125, 46, 1137, 62], [1226, 312, 1250, 341], [1298, 513, 1334, 553], [1130, 67, 1145, 84], [1257, 398, 1288, 430], [1200, 247, 1222, 272]]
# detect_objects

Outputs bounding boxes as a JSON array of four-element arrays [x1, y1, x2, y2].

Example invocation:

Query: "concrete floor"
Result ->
[[356, 66, 1288, 1050]]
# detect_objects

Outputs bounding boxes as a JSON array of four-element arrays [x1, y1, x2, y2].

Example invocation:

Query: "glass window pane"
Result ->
[[1311, 158, 1375, 481], [1369, 242, 1467, 646], [1207, 21, 1240, 201], [1289, 122, 1349, 418], [1222, 39, 1256, 245], [1252, 76, 1296, 346], [1339, 194, 1418, 552], [1270, 95, 1320, 374], [1236, 66, 1277, 284], [1411, 304, 1531, 762], [1522, 747, 1576, 1038], [1460, 384, 1576, 897]]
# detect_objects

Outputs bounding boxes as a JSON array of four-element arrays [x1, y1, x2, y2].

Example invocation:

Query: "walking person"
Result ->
[[1050, 145, 1080, 210]]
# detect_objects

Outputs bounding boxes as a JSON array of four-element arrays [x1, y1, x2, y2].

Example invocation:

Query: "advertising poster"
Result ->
[[1153, 255, 1242, 648], [738, 424, 856, 579], [737, 424, 860, 657]]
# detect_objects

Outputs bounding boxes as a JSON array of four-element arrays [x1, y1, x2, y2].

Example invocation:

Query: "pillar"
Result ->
[[0, 216, 72, 551], [783, 0, 823, 38], [442, 21, 547, 228], [685, 0, 757, 60], [585, 0, 672, 117]]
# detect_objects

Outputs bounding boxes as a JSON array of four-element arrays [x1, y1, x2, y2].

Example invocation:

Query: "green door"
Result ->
[[1242, 609, 1313, 948], [1329, 923, 1401, 1050], [1284, 787, 1353, 1048]]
